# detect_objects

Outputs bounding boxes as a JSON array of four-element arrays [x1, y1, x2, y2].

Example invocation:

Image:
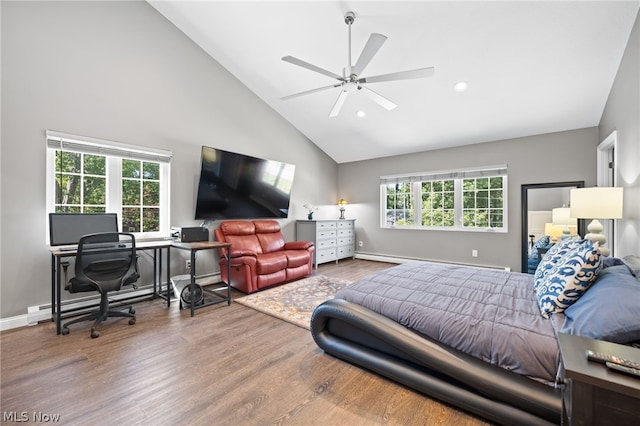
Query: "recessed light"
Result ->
[[454, 81, 469, 92], [356, 110, 366, 118]]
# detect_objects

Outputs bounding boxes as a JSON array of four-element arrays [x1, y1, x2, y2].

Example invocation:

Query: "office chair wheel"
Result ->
[[91, 328, 100, 338], [128, 318, 136, 325], [61, 327, 70, 335]]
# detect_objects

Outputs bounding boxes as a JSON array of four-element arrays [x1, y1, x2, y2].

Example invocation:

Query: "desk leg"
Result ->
[[190, 250, 196, 317], [166, 247, 171, 307], [55, 257, 62, 335], [152, 248, 158, 299], [227, 253, 231, 305], [51, 255, 56, 324]]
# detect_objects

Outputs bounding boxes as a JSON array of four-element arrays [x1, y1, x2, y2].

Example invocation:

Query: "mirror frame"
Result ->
[[521, 181, 585, 273]]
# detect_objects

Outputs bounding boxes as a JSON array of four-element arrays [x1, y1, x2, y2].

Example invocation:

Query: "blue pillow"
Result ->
[[560, 265, 640, 343], [534, 239, 601, 318]]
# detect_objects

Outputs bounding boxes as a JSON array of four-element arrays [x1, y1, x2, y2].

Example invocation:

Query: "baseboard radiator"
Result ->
[[27, 284, 158, 326], [25, 272, 223, 327], [354, 252, 512, 272]]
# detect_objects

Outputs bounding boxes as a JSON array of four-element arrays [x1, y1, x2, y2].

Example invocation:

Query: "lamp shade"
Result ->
[[338, 198, 348, 206], [552, 207, 577, 226], [570, 187, 623, 219], [544, 223, 564, 238]]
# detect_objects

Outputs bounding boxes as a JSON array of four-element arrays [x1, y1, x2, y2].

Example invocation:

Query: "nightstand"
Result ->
[[558, 333, 640, 425]]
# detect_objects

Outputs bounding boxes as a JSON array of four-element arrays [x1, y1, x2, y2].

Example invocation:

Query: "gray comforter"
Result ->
[[334, 261, 561, 384]]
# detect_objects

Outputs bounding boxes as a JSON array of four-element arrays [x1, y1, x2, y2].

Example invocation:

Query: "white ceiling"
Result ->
[[149, 1, 639, 164]]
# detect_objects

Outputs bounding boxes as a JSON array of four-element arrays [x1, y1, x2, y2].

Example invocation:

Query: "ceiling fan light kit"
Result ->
[[281, 11, 434, 118]]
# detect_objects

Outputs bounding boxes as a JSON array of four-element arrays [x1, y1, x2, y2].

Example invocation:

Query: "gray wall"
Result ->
[[0, 1, 337, 319], [599, 9, 640, 257], [338, 127, 600, 271]]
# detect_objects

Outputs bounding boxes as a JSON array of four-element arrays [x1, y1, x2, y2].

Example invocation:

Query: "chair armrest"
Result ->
[[230, 248, 258, 258], [284, 241, 314, 250]]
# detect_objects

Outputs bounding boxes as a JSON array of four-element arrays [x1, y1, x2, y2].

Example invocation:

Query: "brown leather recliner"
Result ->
[[214, 220, 315, 294]]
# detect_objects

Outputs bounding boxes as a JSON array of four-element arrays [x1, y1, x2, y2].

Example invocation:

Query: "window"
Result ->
[[381, 165, 507, 231], [46, 131, 172, 239]]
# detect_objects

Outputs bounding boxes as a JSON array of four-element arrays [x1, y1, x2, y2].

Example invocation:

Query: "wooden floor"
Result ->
[[1, 259, 490, 426]]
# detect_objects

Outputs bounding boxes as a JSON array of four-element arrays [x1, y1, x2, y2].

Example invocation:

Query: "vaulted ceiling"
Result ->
[[149, 1, 639, 163]]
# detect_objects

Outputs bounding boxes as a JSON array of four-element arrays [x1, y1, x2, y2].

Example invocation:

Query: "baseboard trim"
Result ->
[[2, 273, 223, 333], [354, 252, 511, 272]]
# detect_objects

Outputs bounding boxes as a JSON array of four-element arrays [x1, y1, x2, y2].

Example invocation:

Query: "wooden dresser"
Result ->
[[296, 219, 355, 268]]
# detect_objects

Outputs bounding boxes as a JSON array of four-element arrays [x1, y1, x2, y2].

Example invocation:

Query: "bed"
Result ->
[[310, 242, 640, 426]]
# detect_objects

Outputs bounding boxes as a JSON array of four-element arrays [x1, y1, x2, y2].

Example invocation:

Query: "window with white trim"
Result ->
[[381, 165, 507, 231], [46, 131, 172, 239]]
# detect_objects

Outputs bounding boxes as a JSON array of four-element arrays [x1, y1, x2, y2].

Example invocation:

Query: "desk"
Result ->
[[558, 333, 640, 425], [50, 239, 172, 335], [170, 241, 232, 317]]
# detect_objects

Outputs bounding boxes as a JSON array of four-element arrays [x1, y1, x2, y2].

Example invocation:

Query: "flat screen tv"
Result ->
[[194, 146, 295, 220]]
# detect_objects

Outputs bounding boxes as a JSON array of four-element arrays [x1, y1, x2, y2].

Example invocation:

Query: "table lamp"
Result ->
[[552, 207, 578, 235], [570, 187, 623, 257], [544, 223, 564, 243], [338, 198, 348, 219]]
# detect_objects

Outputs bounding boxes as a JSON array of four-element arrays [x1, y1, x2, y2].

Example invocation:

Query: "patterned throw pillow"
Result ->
[[530, 235, 550, 258], [534, 238, 602, 318]]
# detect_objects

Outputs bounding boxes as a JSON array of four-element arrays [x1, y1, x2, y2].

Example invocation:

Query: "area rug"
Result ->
[[235, 275, 352, 330]]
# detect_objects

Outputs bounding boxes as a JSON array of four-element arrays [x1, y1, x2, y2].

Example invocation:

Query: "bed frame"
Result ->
[[311, 299, 562, 426]]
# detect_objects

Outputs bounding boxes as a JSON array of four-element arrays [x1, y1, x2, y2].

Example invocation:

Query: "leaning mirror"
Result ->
[[521, 181, 585, 274]]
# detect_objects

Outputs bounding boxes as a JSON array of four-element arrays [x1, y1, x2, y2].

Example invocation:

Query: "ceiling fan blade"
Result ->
[[359, 67, 435, 84], [360, 85, 397, 111], [352, 33, 387, 76], [281, 84, 340, 101], [329, 90, 349, 117], [282, 56, 343, 81]]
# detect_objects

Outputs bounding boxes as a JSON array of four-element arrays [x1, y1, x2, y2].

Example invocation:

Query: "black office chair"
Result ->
[[62, 232, 139, 338]]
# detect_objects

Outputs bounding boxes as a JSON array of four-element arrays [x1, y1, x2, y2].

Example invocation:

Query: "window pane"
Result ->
[[83, 176, 106, 205], [56, 174, 81, 205], [463, 210, 475, 226], [476, 209, 489, 227], [477, 190, 488, 208], [490, 190, 503, 208], [143, 162, 160, 180], [122, 180, 140, 205], [443, 193, 454, 209], [463, 179, 475, 190], [443, 210, 455, 226], [477, 178, 489, 190], [143, 208, 160, 232], [143, 181, 160, 206], [463, 191, 475, 209], [57, 151, 81, 173], [83, 154, 106, 176], [122, 159, 140, 178], [122, 207, 140, 232]]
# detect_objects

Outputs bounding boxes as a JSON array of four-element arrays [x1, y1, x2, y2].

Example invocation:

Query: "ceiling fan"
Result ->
[[281, 11, 434, 118]]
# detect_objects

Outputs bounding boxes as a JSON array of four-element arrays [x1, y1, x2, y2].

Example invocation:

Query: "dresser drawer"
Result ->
[[337, 220, 354, 229], [337, 245, 354, 258], [317, 248, 337, 263], [337, 236, 353, 247], [317, 221, 337, 230], [337, 229, 353, 238], [316, 239, 336, 250], [317, 230, 336, 240]]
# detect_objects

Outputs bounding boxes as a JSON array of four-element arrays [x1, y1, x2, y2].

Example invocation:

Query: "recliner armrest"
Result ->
[[230, 248, 258, 258], [284, 241, 314, 250]]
